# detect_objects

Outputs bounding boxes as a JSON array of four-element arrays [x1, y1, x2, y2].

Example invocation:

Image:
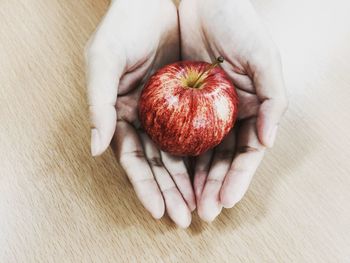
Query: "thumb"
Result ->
[[253, 50, 288, 147], [257, 98, 288, 147], [89, 105, 117, 157], [85, 43, 125, 156]]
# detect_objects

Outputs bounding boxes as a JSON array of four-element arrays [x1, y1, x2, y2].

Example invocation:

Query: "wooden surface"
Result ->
[[1, 0, 350, 262]]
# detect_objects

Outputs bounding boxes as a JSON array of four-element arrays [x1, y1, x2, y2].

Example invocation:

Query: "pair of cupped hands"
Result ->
[[85, 0, 288, 228]]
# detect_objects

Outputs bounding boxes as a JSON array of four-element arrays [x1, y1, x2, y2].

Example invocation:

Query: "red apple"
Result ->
[[138, 57, 239, 156]]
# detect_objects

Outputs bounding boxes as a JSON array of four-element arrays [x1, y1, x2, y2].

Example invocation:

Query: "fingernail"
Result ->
[[176, 210, 192, 229], [267, 125, 278, 147], [91, 129, 100, 156], [220, 190, 243, 209], [150, 197, 165, 219], [222, 201, 237, 209], [198, 202, 222, 223]]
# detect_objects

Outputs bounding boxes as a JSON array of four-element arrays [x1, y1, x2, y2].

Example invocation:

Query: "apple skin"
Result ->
[[138, 60, 239, 156]]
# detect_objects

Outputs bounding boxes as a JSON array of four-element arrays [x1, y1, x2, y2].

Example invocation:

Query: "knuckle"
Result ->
[[236, 145, 260, 154], [172, 172, 188, 181], [215, 149, 234, 159], [119, 150, 145, 165], [206, 177, 223, 184], [148, 157, 163, 167], [161, 185, 177, 194]]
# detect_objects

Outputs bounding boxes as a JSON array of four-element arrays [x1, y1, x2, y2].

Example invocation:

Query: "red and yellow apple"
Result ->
[[138, 57, 239, 156]]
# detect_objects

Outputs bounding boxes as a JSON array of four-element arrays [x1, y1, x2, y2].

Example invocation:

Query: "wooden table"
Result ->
[[1, 0, 349, 262]]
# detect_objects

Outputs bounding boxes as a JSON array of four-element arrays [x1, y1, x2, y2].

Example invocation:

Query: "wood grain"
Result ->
[[1, 0, 350, 262]]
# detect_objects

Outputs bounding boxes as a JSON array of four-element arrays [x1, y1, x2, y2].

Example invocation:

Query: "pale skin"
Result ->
[[85, 0, 288, 227]]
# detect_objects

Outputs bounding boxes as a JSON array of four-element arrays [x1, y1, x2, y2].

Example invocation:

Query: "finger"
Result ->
[[112, 121, 164, 219], [257, 98, 288, 147], [197, 131, 236, 222], [193, 150, 213, 202], [161, 152, 196, 212], [141, 134, 191, 228], [85, 35, 126, 156], [220, 118, 265, 208], [253, 50, 288, 147]]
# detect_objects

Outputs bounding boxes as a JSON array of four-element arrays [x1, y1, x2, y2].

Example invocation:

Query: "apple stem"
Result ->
[[192, 56, 225, 89]]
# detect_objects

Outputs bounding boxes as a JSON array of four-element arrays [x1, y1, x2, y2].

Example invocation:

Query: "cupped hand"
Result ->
[[85, 0, 195, 228], [179, 0, 288, 221]]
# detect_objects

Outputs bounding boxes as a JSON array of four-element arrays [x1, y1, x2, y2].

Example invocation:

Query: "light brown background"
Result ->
[[1, 0, 350, 262]]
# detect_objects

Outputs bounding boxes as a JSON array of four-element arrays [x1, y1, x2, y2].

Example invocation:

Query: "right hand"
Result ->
[[85, 0, 195, 228], [179, 0, 288, 221]]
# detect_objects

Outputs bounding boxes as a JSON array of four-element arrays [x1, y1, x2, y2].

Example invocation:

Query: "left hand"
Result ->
[[85, 0, 195, 228], [179, 0, 288, 221]]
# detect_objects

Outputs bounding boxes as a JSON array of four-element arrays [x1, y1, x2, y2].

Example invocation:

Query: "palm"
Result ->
[[179, 0, 287, 221], [115, 42, 179, 125]]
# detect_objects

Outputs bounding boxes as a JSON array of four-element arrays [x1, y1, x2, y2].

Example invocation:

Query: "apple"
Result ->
[[138, 57, 239, 156]]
